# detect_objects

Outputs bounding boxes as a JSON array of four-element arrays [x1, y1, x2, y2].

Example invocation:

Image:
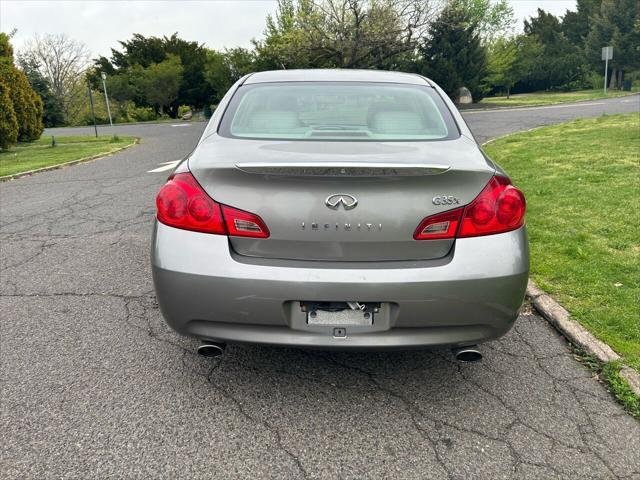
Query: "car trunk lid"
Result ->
[[189, 136, 494, 262]]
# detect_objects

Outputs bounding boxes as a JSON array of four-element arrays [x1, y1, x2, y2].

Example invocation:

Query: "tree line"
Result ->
[[503, 0, 639, 95], [1, 0, 639, 149]]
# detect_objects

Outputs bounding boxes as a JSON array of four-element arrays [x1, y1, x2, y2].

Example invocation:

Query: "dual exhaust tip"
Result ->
[[197, 342, 482, 362]]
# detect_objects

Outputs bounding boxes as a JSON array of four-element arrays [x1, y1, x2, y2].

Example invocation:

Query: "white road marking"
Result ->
[[147, 160, 181, 173], [171, 124, 191, 127], [464, 101, 607, 114]]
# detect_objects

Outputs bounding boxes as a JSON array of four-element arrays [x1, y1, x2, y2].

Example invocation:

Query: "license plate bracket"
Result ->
[[307, 309, 373, 325], [302, 301, 379, 326]]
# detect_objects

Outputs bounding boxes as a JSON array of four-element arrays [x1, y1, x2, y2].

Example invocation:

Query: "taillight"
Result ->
[[458, 176, 525, 237], [222, 205, 270, 238], [156, 172, 269, 238], [413, 176, 525, 240], [156, 173, 225, 234], [414, 208, 463, 240]]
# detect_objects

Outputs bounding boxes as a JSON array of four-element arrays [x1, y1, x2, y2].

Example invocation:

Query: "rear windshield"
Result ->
[[218, 82, 459, 141]]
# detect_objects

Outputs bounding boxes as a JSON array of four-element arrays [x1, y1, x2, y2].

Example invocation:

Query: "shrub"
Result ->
[[178, 105, 192, 117], [0, 79, 18, 150], [72, 96, 160, 126], [9, 68, 44, 142], [586, 71, 604, 90], [0, 33, 44, 146], [104, 101, 158, 123], [131, 106, 157, 122], [627, 70, 640, 89]]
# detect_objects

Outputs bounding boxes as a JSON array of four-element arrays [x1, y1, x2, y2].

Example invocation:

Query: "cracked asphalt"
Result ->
[[2, 95, 639, 479]]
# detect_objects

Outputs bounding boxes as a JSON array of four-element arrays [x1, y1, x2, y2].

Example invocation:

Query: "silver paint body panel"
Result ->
[[152, 70, 529, 349], [151, 222, 529, 349]]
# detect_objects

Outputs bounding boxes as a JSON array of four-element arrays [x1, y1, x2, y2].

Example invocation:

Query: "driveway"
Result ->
[[1, 95, 639, 479]]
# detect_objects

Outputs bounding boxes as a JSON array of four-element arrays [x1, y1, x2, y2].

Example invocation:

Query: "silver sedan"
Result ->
[[151, 69, 528, 361]]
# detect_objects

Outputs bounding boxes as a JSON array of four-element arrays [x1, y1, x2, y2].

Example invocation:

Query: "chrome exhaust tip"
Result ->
[[452, 346, 482, 362], [197, 342, 226, 358]]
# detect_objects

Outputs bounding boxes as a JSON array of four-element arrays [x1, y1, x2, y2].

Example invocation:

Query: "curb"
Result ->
[[483, 126, 639, 399], [481, 126, 543, 147], [526, 280, 640, 397], [620, 367, 640, 395], [0, 138, 139, 182], [61, 118, 206, 128], [461, 91, 639, 112]]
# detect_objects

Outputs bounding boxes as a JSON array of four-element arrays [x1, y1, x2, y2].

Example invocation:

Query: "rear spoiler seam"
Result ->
[[234, 162, 450, 177]]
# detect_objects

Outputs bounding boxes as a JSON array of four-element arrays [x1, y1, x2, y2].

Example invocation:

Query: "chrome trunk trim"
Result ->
[[234, 162, 450, 177]]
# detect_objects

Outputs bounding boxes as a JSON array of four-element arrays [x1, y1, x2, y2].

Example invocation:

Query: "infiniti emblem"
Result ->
[[325, 194, 358, 210]]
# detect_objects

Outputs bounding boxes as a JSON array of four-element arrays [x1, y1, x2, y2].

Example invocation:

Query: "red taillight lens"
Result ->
[[413, 176, 525, 240], [222, 205, 270, 238], [156, 173, 225, 234], [414, 207, 463, 240], [458, 176, 525, 238], [156, 172, 269, 237]]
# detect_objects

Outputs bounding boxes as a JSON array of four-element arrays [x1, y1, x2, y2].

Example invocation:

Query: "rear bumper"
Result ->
[[151, 222, 529, 349]]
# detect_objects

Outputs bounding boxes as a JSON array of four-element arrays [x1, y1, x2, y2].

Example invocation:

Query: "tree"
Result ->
[[252, 0, 315, 70], [519, 9, 585, 91], [253, 0, 439, 70], [483, 36, 520, 97], [562, 0, 600, 46], [20, 34, 90, 123], [204, 48, 256, 103], [162, 33, 208, 109], [417, 6, 487, 102], [585, 0, 640, 88], [93, 33, 209, 112], [109, 33, 165, 69], [17, 52, 65, 127], [0, 79, 18, 150], [105, 69, 139, 103], [452, 0, 516, 42], [0, 32, 43, 148], [139, 55, 183, 117]]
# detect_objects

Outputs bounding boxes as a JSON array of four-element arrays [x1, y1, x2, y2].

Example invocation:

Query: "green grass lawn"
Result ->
[[484, 113, 640, 372], [479, 89, 637, 108], [0, 135, 136, 177]]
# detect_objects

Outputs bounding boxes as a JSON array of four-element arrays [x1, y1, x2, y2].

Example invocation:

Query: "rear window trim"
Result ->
[[217, 81, 461, 143]]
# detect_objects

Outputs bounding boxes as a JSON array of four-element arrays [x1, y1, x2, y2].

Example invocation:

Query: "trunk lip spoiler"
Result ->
[[234, 162, 450, 177]]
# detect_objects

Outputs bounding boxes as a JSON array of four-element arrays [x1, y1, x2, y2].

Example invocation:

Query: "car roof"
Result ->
[[243, 69, 432, 86]]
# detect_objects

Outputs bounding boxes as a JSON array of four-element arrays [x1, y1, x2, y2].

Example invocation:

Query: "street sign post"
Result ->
[[602, 46, 613, 93], [87, 84, 98, 138]]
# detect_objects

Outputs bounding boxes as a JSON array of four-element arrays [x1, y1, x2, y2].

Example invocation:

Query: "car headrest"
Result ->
[[368, 109, 426, 134], [248, 110, 300, 131], [270, 95, 299, 111]]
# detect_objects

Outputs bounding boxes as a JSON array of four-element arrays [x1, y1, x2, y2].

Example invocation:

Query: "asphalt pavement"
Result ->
[[1, 95, 639, 479]]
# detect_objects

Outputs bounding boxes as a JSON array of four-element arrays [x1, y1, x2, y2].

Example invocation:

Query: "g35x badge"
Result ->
[[432, 195, 459, 206]]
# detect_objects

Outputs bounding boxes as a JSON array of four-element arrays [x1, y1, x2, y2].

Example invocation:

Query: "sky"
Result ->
[[1, 0, 577, 59]]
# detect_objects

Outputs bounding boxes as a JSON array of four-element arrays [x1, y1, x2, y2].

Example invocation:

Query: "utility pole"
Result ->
[[87, 83, 98, 138], [100, 72, 114, 128], [602, 46, 613, 94]]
